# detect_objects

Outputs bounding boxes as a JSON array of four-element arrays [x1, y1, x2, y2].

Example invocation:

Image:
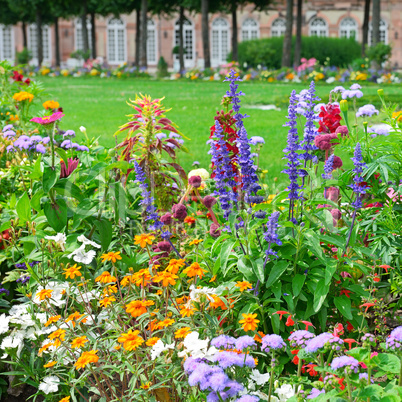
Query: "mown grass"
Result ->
[[36, 77, 402, 180]]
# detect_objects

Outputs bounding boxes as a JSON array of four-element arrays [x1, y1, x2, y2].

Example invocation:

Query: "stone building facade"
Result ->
[[0, 0, 401, 69]]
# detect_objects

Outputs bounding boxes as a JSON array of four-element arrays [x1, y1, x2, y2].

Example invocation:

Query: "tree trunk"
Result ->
[[281, 0, 294, 67], [140, 0, 148, 69], [91, 12, 96, 58], [55, 17, 60, 67], [36, 10, 43, 66], [372, 0, 380, 46], [201, 0, 210, 68], [135, 8, 140, 67], [294, 0, 302, 67], [362, 0, 371, 56], [81, 1, 89, 57], [22, 22, 27, 48], [231, 3, 238, 62], [179, 6, 185, 73]]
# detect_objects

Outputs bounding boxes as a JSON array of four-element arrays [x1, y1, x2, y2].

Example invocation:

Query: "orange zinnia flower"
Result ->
[[155, 318, 175, 329], [63, 264, 82, 280], [239, 313, 259, 332], [74, 350, 99, 369], [117, 329, 144, 351], [99, 296, 116, 308], [58, 397, 71, 402], [120, 275, 135, 287], [125, 299, 154, 317], [174, 327, 191, 339], [183, 262, 207, 278], [235, 281, 252, 292], [153, 270, 178, 287], [38, 342, 53, 356], [101, 251, 122, 263], [66, 311, 86, 327], [184, 216, 196, 225], [37, 289, 53, 301], [71, 336, 89, 349], [180, 305, 195, 317], [189, 239, 203, 246], [43, 360, 57, 368], [44, 315, 61, 327], [95, 271, 117, 283], [254, 331, 265, 343], [146, 337, 160, 346], [132, 269, 152, 286], [134, 233, 155, 248], [166, 259, 186, 274], [48, 328, 66, 341]]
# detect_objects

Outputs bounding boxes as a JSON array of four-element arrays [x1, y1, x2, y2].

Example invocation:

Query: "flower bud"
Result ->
[[172, 204, 187, 221], [377, 88, 384, 97], [203, 195, 217, 209], [188, 175, 202, 188], [209, 223, 221, 238], [339, 100, 348, 113], [160, 213, 173, 225]]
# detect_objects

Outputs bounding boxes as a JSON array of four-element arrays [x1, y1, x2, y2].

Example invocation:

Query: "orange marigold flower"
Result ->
[[71, 336, 89, 349], [37, 289, 53, 301], [132, 269, 152, 286], [95, 271, 117, 283], [125, 299, 154, 317], [48, 328, 66, 341], [254, 331, 265, 343], [155, 318, 175, 329], [146, 337, 160, 346], [13, 91, 34, 102], [63, 264, 82, 280], [101, 251, 122, 263], [189, 239, 203, 246], [153, 270, 178, 287], [174, 327, 191, 339], [183, 262, 207, 278], [166, 259, 186, 274], [134, 233, 155, 248], [210, 295, 230, 310], [117, 329, 144, 351], [99, 296, 116, 308], [209, 275, 217, 283], [38, 342, 53, 356], [74, 350, 99, 369], [44, 315, 61, 327], [43, 100, 60, 110], [184, 216, 196, 225], [120, 275, 135, 287], [58, 397, 71, 402], [235, 281, 252, 292], [66, 312, 86, 327], [43, 360, 57, 368], [239, 313, 260, 332], [180, 305, 195, 317]]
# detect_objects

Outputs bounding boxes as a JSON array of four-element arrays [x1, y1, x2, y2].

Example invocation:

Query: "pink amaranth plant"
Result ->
[[30, 112, 64, 125]]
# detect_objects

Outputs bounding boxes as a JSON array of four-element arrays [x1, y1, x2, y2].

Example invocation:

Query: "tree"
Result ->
[[201, 0, 210, 68], [372, 0, 380, 46], [293, 0, 302, 67], [362, 0, 371, 56], [80, 0, 90, 57], [281, 0, 294, 67], [139, 0, 148, 68]]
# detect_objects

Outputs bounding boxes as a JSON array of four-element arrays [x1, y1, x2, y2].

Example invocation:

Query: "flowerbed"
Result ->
[[0, 59, 402, 402]]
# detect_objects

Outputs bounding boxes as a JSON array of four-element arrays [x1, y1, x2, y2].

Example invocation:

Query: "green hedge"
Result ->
[[236, 36, 362, 69]]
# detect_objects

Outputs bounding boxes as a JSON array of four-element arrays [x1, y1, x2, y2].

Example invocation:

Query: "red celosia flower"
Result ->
[[318, 104, 342, 134], [285, 315, 295, 327], [273, 311, 291, 320]]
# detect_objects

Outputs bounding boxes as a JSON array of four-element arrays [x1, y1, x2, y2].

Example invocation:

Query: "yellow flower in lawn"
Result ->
[[132, 269, 152, 286], [153, 270, 178, 287], [146, 337, 160, 346], [166, 259, 186, 274], [13, 91, 34, 102], [71, 336, 89, 349], [183, 262, 207, 278], [59, 397, 70, 402], [174, 327, 191, 339], [43, 360, 57, 368], [63, 264, 82, 279], [66, 311, 87, 327], [235, 281, 253, 292], [43, 100, 60, 110], [125, 299, 154, 318], [44, 315, 61, 327], [239, 313, 260, 332], [134, 233, 155, 248], [37, 289, 53, 301], [48, 328, 66, 342], [95, 271, 117, 283], [180, 305, 195, 317], [74, 350, 99, 369], [117, 329, 144, 351], [155, 318, 175, 329], [101, 251, 122, 263], [99, 295, 116, 308]]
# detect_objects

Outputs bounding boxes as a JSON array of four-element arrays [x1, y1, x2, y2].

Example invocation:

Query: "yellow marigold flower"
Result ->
[[66, 311, 86, 327], [120, 275, 135, 287], [180, 305, 195, 317], [153, 270, 178, 287], [183, 262, 207, 278], [146, 337, 160, 346], [166, 259, 186, 274], [48, 328, 66, 341], [71, 336, 89, 349], [95, 271, 117, 283], [155, 318, 175, 329], [74, 350, 99, 369], [132, 269, 152, 286], [235, 281, 253, 292], [156, 290, 163, 295], [43, 360, 57, 368], [239, 313, 260, 332], [125, 299, 154, 318], [141, 382, 152, 390], [209, 275, 217, 283], [134, 233, 155, 248], [99, 295, 116, 308], [37, 289, 53, 301], [44, 315, 61, 327], [117, 329, 144, 351], [392, 111, 402, 122], [174, 327, 191, 339], [63, 264, 82, 279], [58, 397, 70, 402], [43, 100, 60, 110], [13, 91, 34, 102], [38, 342, 53, 356], [101, 251, 122, 263]]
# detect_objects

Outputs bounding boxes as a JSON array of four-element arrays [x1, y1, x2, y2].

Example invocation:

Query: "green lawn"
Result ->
[[36, 77, 402, 180]]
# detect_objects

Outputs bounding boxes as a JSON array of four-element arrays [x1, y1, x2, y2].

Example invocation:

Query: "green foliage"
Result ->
[[157, 56, 169, 78], [16, 48, 32, 65], [367, 42, 393, 66]]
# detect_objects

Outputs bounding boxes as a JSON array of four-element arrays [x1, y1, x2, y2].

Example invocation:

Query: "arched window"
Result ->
[[174, 17, 195, 68], [242, 18, 259, 41], [309, 17, 328, 37], [0, 25, 14, 62], [75, 18, 92, 52], [369, 19, 388, 45], [271, 18, 286, 37], [211, 18, 229, 67], [147, 19, 157, 65], [339, 17, 358, 39], [28, 24, 51, 65], [107, 18, 126, 64]]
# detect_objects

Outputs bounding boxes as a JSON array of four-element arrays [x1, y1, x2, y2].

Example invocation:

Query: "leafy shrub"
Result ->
[[366, 42, 392, 66], [16, 47, 31, 64], [157, 56, 169, 78]]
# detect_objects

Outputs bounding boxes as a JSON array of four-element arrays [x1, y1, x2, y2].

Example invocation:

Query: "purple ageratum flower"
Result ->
[[304, 332, 344, 354], [368, 125, 390, 138], [331, 355, 359, 373], [331, 86, 345, 94], [3, 130, 16, 138], [361, 333, 376, 344], [263, 211, 282, 258], [307, 388, 325, 399], [212, 351, 255, 369], [350, 83, 362, 90], [236, 396, 260, 402], [342, 89, 364, 99], [261, 334, 285, 353], [63, 130, 75, 138], [235, 335, 256, 351], [349, 143, 368, 209], [250, 136, 265, 145], [3, 124, 13, 131], [288, 330, 315, 348], [356, 104, 379, 118], [322, 154, 335, 180], [155, 133, 167, 140], [16, 275, 30, 285], [359, 373, 374, 383], [385, 326, 402, 351], [60, 139, 73, 149], [211, 335, 236, 349]]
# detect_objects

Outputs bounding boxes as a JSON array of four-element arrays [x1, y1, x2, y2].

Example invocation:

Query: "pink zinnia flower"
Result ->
[[30, 112, 64, 125]]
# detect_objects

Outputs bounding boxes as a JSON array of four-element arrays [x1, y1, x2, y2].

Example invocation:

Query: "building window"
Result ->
[[174, 17, 195, 66], [369, 19, 388, 45], [0, 25, 14, 62], [211, 17, 229, 67], [339, 17, 358, 39], [242, 18, 259, 41], [309, 17, 328, 37], [271, 18, 286, 37], [107, 18, 126, 64], [28, 24, 51, 64], [75, 18, 92, 52], [147, 19, 157, 65]]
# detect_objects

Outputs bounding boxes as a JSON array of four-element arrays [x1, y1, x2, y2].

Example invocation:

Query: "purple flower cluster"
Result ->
[[368, 125, 390, 138], [342, 84, 364, 99], [385, 326, 402, 351], [16, 275, 30, 285], [2, 124, 16, 138], [361, 333, 376, 344], [322, 154, 335, 180], [331, 355, 359, 373], [211, 351, 256, 369], [349, 143, 368, 209], [304, 332, 344, 353], [236, 396, 260, 402], [235, 335, 256, 351], [134, 161, 163, 231], [356, 104, 379, 118], [263, 211, 282, 258], [261, 334, 285, 353], [60, 139, 89, 152], [288, 330, 315, 348], [15, 261, 40, 269], [6, 135, 47, 154], [211, 335, 236, 349], [0, 287, 9, 296], [307, 388, 325, 399]]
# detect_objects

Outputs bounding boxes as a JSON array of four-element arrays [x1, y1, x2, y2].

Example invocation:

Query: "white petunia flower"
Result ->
[[150, 340, 175, 360], [45, 233, 67, 250], [77, 235, 101, 249], [275, 383, 295, 401], [0, 314, 10, 334], [38, 376, 60, 394], [250, 369, 270, 386], [68, 245, 96, 264], [189, 285, 216, 303]]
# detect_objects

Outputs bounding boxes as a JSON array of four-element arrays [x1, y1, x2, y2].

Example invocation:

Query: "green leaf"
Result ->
[[334, 295, 353, 320], [305, 230, 326, 263], [2, 270, 21, 283], [43, 199, 67, 232], [105, 161, 131, 174], [325, 260, 337, 285], [55, 147, 69, 166], [251, 258, 265, 283], [372, 353, 401, 374], [94, 219, 113, 251], [313, 279, 329, 312], [220, 240, 237, 277], [42, 166, 58, 193], [266, 260, 289, 288], [357, 385, 384, 398], [30, 189, 44, 212], [16, 192, 31, 223], [54, 179, 84, 201], [237, 256, 256, 282], [292, 274, 305, 297], [347, 347, 370, 362], [0, 221, 11, 233]]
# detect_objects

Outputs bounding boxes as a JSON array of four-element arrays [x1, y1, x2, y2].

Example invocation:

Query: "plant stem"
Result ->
[[267, 352, 275, 402], [345, 372, 353, 401], [344, 209, 357, 254], [399, 354, 402, 386], [50, 123, 56, 169]]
